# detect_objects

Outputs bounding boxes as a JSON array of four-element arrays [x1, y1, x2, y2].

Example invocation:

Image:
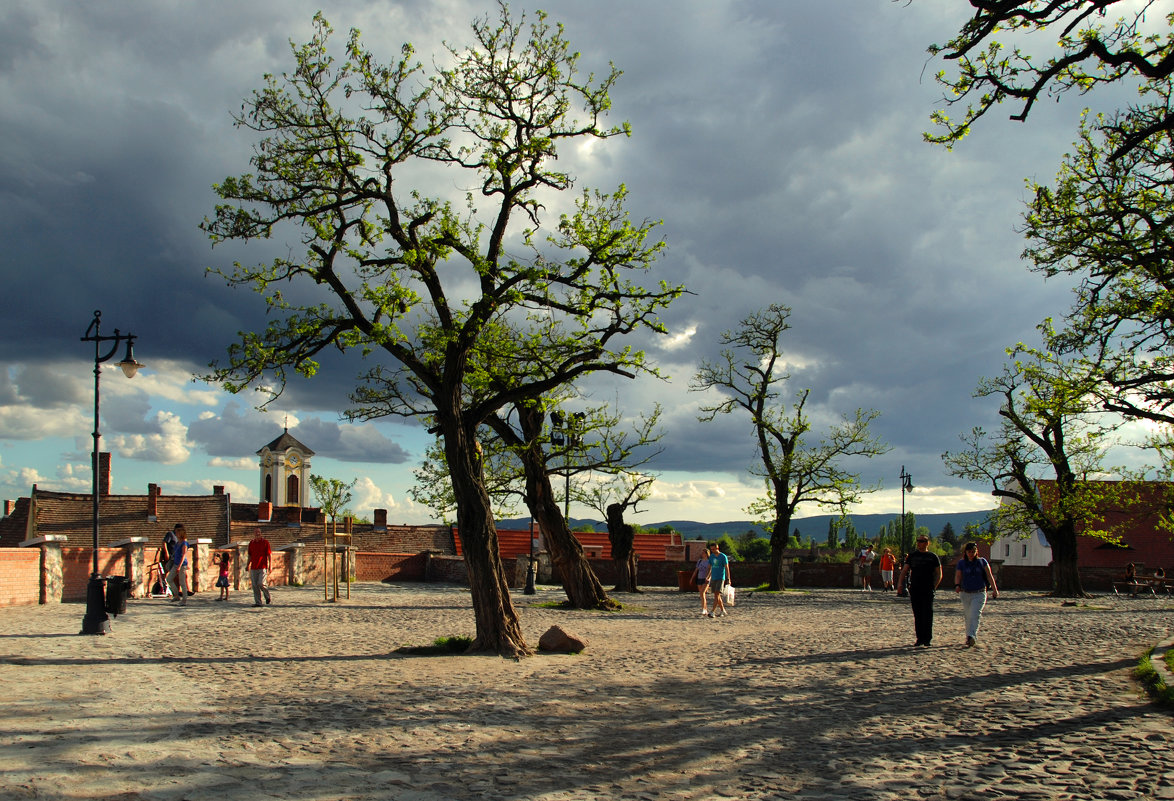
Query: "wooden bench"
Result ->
[[1113, 578, 1174, 595], [1113, 579, 1154, 596], [1146, 577, 1174, 594]]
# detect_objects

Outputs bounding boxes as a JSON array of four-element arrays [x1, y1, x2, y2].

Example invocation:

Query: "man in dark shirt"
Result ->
[[896, 534, 942, 647]]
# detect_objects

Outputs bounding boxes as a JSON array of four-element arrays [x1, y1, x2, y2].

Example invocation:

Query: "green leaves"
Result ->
[[925, 2, 1174, 155]]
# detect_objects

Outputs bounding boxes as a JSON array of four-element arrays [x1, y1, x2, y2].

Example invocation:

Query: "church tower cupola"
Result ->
[[257, 428, 315, 508]]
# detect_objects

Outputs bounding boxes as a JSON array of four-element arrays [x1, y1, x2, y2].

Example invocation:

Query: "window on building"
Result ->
[[1004, 543, 1011, 557], [1021, 543, 1028, 558], [287, 474, 299, 505]]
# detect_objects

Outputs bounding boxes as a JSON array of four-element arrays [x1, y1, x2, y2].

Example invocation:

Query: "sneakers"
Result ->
[[966, 636, 976, 648], [707, 612, 715, 618], [715, 609, 725, 617], [265, 597, 272, 605], [700, 609, 709, 616]]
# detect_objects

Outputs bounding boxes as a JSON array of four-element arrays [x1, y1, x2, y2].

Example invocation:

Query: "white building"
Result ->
[[988, 529, 1052, 566]]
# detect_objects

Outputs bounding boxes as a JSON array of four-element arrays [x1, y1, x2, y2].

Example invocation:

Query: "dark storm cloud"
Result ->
[[186, 401, 411, 465], [186, 403, 281, 458], [8, 364, 88, 408], [289, 417, 412, 465], [0, 0, 1112, 502]]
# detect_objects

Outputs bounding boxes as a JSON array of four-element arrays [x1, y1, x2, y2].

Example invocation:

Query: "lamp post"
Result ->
[[524, 516, 537, 595], [80, 310, 143, 635], [899, 465, 914, 557], [550, 412, 585, 521]]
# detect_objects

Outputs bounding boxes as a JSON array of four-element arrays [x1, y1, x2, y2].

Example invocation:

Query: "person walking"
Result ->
[[690, 549, 712, 616], [215, 552, 232, 601], [879, 547, 896, 591], [859, 544, 876, 591], [246, 530, 273, 607], [156, 526, 178, 598], [896, 534, 942, 646], [705, 542, 731, 618], [165, 524, 190, 606], [954, 541, 998, 647]]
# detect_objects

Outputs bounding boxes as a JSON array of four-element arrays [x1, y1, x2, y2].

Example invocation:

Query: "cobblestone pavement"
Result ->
[[0, 584, 1171, 800]]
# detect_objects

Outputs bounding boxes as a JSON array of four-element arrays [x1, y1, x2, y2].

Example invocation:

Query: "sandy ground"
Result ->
[[1, 582, 1172, 800]]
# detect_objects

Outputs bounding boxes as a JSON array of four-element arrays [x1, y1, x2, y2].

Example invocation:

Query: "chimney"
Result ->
[[147, 483, 158, 521], [373, 509, 388, 531], [213, 485, 224, 496], [93, 452, 111, 497], [3, 500, 14, 517], [258, 501, 272, 522]]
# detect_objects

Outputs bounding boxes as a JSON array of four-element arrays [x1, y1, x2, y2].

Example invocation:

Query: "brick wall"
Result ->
[[349, 525, 455, 553], [0, 547, 1139, 607], [0, 548, 41, 606], [62, 547, 127, 602], [453, 529, 674, 562], [354, 552, 428, 582], [427, 554, 468, 584]]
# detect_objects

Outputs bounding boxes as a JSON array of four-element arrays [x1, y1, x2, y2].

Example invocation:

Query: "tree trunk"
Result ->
[[607, 502, 639, 592], [767, 511, 792, 591], [446, 423, 531, 657], [1043, 522, 1087, 597], [525, 463, 616, 610], [497, 405, 616, 610]]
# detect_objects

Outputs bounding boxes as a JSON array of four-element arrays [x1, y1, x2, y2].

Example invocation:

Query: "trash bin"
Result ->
[[104, 575, 129, 616]]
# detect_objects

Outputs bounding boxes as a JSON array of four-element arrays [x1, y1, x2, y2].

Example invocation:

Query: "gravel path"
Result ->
[[0, 584, 1171, 800]]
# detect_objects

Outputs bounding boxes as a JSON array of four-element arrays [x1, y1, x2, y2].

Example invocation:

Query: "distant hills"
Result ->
[[500, 510, 995, 541]]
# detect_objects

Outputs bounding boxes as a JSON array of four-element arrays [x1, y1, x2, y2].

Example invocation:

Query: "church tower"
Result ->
[[257, 428, 314, 507]]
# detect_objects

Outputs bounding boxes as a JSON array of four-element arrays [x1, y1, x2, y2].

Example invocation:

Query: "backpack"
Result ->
[[161, 531, 177, 567]]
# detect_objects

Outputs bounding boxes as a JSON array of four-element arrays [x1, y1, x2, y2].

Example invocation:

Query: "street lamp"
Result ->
[[80, 310, 143, 635], [550, 411, 585, 520], [899, 466, 914, 557], [524, 517, 537, 595]]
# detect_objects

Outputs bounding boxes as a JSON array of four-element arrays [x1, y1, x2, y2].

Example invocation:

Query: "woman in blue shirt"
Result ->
[[954, 541, 999, 647]]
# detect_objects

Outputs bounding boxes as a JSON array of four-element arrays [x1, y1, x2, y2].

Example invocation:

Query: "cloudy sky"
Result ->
[[0, 1, 1147, 527]]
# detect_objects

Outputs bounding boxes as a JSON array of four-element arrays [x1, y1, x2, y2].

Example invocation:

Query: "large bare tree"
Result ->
[[691, 304, 889, 590]]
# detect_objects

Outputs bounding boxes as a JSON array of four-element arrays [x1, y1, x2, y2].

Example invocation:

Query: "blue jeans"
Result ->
[[960, 590, 987, 639]]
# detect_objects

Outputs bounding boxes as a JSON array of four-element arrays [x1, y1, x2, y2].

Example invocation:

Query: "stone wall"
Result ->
[[0, 546, 1139, 607]]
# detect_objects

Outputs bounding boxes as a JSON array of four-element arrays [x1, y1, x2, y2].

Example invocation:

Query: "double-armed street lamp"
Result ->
[[550, 410, 585, 520], [899, 466, 914, 557], [80, 310, 143, 636]]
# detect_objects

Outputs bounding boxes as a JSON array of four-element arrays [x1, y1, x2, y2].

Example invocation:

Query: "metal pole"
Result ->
[[524, 517, 537, 594], [79, 310, 142, 635], [91, 337, 101, 578], [564, 468, 570, 521], [80, 329, 110, 635], [899, 466, 913, 556], [900, 474, 906, 555]]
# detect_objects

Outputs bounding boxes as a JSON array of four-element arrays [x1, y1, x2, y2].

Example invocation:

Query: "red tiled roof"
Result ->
[[453, 527, 672, 561], [17, 489, 230, 551]]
